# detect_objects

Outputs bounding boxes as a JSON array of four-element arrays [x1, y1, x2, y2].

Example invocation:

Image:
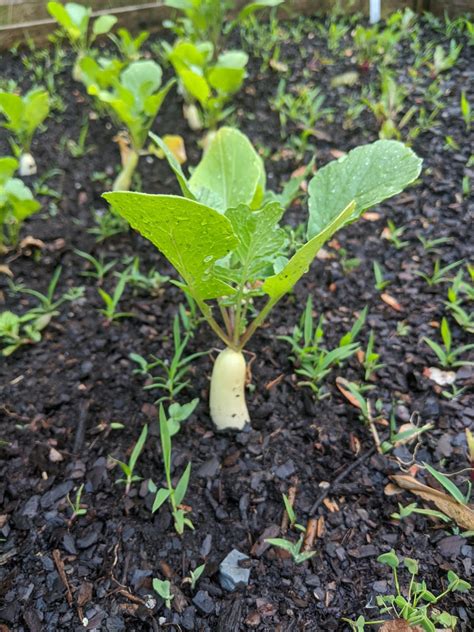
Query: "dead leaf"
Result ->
[[19, 236, 45, 250], [349, 433, 361, 455], [384, 482, 401, 496], [380, 620, 423, 632], [381, 293, 402, 312], [323, 498, 339, 512], [423, 367, 456, 386], [391, 474, 474, 531], [0, 265, 13, 277], [329, 149, 346, 159], [269, 59, 288, 73], [162, 134, 187, 164], [76, 581, 93, 607], [265, 374, 284, 390], [336, 377, 361, 409], [113, 131, 131, 167]]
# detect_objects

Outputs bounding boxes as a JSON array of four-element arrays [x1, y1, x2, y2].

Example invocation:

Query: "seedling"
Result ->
[[415, 258, 463, 286], [380, 408, 432, 455], [280, 297, 360, 399], [344, 550, 471, 631], [65, 117, 93, 158], [445, 270, 474, 333], [0, 156, 40, 247], [104, 128, 422, 430], [373, 261, 390, 291], [384, 219, 409, 250], [112, 424, 148, 495], [98, 268, 133, 322], [149, 406, 194, 535], [75, 249, 116, 284], [265, 535, 315, 564], [79, 58, 175, 190], [423, 462, 471, 505], [339, 306, 368, 349], [363, 330, 385, 380], [109, 28, 149, 62], [460, 90, 472, 131], [131, 311, 205, 403], [152, 578, 174, 609], [183, 564, 206, 591], [47, 2, 117, 81], [163, 0, 283, 53], [167, 40, 248, 130], [0, 88, 50, 175], [416, 234, 451, 253], [282, 493, 306, 533], [122, 256, 169, 296], [67, 484, 87, 521], [89, 209, 129, 241], [428, 40, 462, 76], [391, 502, 451, 525], [423, 317, 474, 368]]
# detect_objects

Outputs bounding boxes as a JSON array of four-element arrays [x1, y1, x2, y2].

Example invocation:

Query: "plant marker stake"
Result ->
[[369, 0, 381, 24]]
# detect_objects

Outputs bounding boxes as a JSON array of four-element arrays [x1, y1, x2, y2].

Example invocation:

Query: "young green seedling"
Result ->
[[47, 2, 117, 81], [423, 317, 474, 368], [149, 405, 194, 535], [67, 483, 87, 522], [109, 28, 149, 62], [98, 268, 133, 322], [104, 128, 422, 430], [0, 89, 50, 175], [416, 234, 451, 253], [79, 58, 175, 190], [183, 563, 206, 591], [384, 219, 409, 249], [423, 462, 471, 505], [344, 550, 471, 631], [415, 258, 463, 286], [265, 535, 316, 565], [373, 260, 390, 291], [0, 156, 40, 247], [112, 424, 148, 495], [75, 249, 116, 284], [363, 330, 385, 380], [152, 578, 174, 609]]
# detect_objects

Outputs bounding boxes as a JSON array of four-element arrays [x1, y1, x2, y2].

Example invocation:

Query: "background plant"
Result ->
[[0, 156, 40, 247]]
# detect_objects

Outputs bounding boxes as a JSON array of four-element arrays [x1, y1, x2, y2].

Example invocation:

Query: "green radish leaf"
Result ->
[[92, 14, 117, 37], [263, 201, 356, 299], [103, 192, 239, 301], [174, 462, 191, 506], [188, 127, 265, 213], [237, 0, 284, 21], [307, 140, 422, 239], [152, 487, 171, 513], [219, 202, 286, 284], [149, 132, 195, 199]]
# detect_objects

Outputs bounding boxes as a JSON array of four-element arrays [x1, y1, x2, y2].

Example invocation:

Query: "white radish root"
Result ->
[[209, 347, 250, 430]]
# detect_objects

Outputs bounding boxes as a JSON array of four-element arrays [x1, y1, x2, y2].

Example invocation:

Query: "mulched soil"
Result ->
[[1, 15, 473, 632]]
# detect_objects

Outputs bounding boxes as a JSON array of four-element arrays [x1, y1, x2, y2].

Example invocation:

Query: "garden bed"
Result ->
[[0, 13, 473, 632]]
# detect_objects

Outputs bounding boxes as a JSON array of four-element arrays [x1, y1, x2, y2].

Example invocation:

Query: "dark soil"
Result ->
[[1, 15, 473, 632]]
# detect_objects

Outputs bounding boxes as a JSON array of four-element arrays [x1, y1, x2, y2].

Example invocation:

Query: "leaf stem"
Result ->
[[238, 295, 279, 350]]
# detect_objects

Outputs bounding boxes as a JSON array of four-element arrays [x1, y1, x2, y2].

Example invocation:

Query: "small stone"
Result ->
[[219, 549, 251, 592], [192, 590, 214, 615], [274, 459, 295, 479]]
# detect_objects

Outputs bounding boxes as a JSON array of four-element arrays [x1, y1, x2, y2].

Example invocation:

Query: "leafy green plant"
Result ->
[[149, 405, 194, 535], [47, 2, 117, 80], [98, 268, 133, 322], [352, 22, 403, 67], [240, 11, 283, 73], [163, 0, 283, 53], [153, 578, 174, 609], [373, 261, 390, 291], [0, 156, 40, 247], [67, 484, 87, 521], [445, 270, 474, 333], [415, 258, 463, 286], [183, 563, 206, 591], [130, 311, 205, 403], [0, 88, 50, 175], [2, 267, 84, 355], [122, 256, 169, 296], [281, 493, 306, 533], [344, 550, 470, 631], [89, 208, 129, 241], [75, 249, 116, 284], [112, 424, 148, 495], [423, 317, 474, 368], [363, 330, 385, 380], [279, 296, 360, 399], [79, 58, 175, 190], [391, 502, 452, 525], [460, 90, 472, 132], [104, 127, 422, 430], [423, 462, 471, 505], [167, 40, 247, 130], [385, 219, 409, 250], [271, 79, 332, 154], [428, 40, 462, 76], [65, 117, 93, 158], [109, 27, 149, 62], [265, 534, 315, 564], [416, 234, 451, 253], [364, 70, 416, 140]]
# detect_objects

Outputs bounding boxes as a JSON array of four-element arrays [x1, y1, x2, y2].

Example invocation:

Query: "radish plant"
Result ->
[[0, 89, 50, 175], [0, 156, 40, 247], [104, 127, 422, 430], [79, 58, 175, 190], [47, 2, 117, 81]]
